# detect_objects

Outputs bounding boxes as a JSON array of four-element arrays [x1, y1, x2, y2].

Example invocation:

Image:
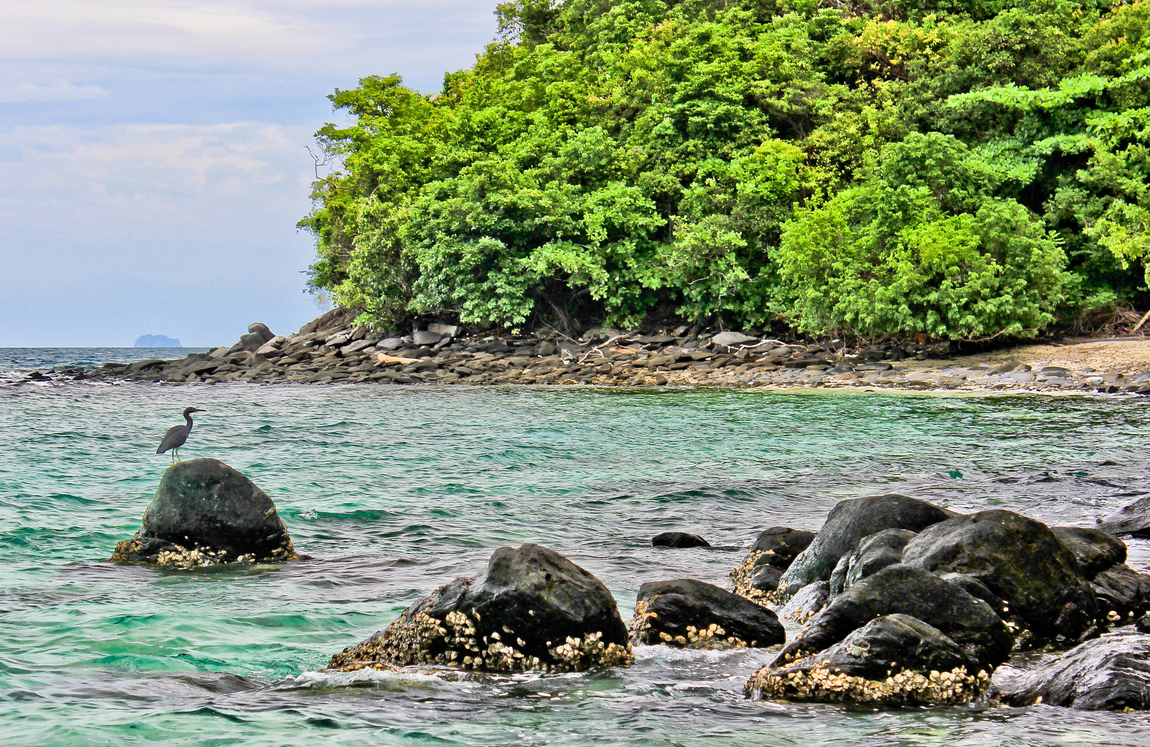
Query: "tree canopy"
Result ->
[[303, 0, 1150, 340]]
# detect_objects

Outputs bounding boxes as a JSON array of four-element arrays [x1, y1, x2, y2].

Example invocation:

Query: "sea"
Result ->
[[2, 347, 1149, 746]]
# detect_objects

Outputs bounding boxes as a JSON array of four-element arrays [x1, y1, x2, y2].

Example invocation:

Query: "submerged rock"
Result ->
[[747, 614, 990, 705], [990, 632, 1150, 710], [651, 532, 710, 549], [111, 458, 297, 566], [629, 579, 784, 649], [328, 544, 633, 673], [729, 527, 815, 603], [777, 495, 952, 600], [902, 510, 1098, 644]]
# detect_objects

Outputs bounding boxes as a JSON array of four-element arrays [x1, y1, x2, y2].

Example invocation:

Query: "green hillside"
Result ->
[[302, 0, 1149, 341]]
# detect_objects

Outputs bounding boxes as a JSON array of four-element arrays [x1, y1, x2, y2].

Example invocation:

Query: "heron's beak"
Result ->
[[193, 408, 207, 412]]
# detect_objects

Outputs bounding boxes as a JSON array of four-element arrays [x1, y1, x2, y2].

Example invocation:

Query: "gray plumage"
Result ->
[[157, 407, 205, 461]]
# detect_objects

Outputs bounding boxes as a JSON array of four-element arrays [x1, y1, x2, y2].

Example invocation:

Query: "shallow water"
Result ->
[[2, 349, 1150, 746]]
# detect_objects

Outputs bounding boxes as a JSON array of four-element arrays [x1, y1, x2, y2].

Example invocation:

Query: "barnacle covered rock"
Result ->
[[629, 579, 784, 649], [329, 543, 633, 673], [774, 564, 1012, 672], [111, 458, 297, 567], [729, 527, 815, 604], [747, 614, 990, 705], [777, 495, 952, 601]]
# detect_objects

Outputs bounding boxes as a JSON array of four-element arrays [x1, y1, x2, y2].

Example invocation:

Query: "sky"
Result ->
[[0, 0, 498, 346]]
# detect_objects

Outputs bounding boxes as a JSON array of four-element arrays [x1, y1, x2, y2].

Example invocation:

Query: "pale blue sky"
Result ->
[[0, 0, 498, 346]]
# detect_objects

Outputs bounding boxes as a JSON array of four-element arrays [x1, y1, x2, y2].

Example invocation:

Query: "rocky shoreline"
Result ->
[[114, 457, 1150, 710], [15, 307, 1150, 394]]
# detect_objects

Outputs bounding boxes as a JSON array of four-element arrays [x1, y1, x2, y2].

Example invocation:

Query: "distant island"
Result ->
[[135, 334, 181, 347]]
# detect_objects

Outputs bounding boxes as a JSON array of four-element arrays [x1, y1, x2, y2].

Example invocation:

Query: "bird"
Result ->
[[157, 407, 206, 464]]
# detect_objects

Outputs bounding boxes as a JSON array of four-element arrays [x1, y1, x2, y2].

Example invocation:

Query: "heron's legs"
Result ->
[[173, 447, 181, 463]]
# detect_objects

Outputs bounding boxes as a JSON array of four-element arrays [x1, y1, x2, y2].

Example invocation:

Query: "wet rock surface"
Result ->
[[902, 510, 1099, 644], [1097, 495, 1150, 538], [747, 614, 990, 705], [774, 565, 1013, 672], [777, 495, 952, 600], [990, 632, 1150, 710], [111, 458, 297, 567], [629, 579, 785, 649], [828, 528, 917, 598], [651, 532, 711, 549], [328, 544, 633, 673], [778, 581, 830, 623], [729, 527, 815, 603], [18, 308, 1150, 394]]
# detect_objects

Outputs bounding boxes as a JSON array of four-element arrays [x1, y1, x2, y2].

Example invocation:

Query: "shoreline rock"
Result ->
[[18, 312, 1150, 395]]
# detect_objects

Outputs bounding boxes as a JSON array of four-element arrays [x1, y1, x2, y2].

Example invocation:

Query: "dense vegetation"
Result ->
[[303, 0, 1150, 340]]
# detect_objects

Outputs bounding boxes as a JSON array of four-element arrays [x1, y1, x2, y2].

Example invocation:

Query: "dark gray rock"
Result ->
[[376, 337, 405, 351], [990, 632, 1150, 710], [779, 581, 830, 623], [748, 614, 989, 704], [1091, 564, 1144, 619], [940, 573, 1009, 618], [328, 544, 633, 672], [1097, 495, 1150, 538], [629, 579, 784, 648], [902, 510, 1098, 644], [774, 565, 1012, 671], [730, 527, 815, 601], [111, 458, 297, 565], [778, 495, 953, 600], [413, 330, 442, 346], [1052, 526, 1127, 577], [829, 528, 916, 597], [651, 532, 710, 549]]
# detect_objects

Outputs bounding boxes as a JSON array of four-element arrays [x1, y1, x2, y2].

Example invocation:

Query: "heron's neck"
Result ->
[[185, 412, 194, 430]]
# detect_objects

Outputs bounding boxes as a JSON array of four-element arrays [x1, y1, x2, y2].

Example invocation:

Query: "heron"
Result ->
[[157, 407, 206, 463]]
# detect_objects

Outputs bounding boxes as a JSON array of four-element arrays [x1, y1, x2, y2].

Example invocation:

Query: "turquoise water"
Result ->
[[2, 349, 1150, 746]]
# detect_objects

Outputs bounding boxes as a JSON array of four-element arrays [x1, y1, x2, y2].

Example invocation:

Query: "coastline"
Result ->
[[13, 310, 1150, 396]]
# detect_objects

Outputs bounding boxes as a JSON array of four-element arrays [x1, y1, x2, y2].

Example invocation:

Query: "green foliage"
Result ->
[[775, 134, 1071, 338], [302, 0, 1150, 339]]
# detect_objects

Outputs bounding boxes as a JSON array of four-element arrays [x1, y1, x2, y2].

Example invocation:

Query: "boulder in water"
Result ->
[[774, 565, 1012, 672], [629, 579, 784, 648], [328, 544, 633, 673], [902, 510, 1098, 645], [990, 632, 1150, 710], [747, 614, 990, 705], [1096, 495, 1150, 538], [1052, 526, 1127, 577], [828, 528, 916, 598], [777, 495, 952, 600], [651, 532, 710, 549], [729, 527, 815, 603], [778, 580, 830, 623], [111, 458, 297, 566]]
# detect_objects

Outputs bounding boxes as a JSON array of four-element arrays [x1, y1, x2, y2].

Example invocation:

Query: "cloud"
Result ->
[[0, 79, 110, 103], [0, 1, 496, 82], [0, 121, 315, 279], [0, 1, 500, 344]]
